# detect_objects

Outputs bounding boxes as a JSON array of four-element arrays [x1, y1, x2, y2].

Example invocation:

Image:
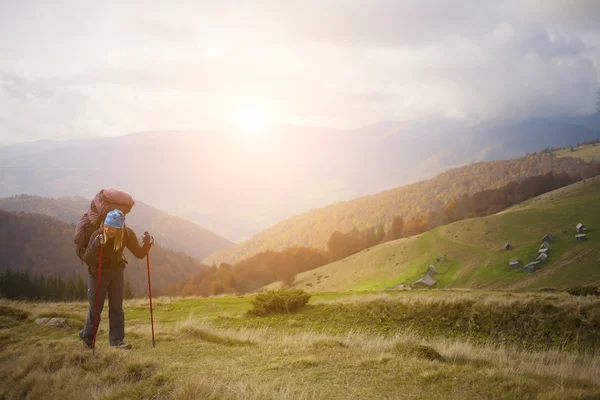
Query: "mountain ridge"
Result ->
[[203, 152, 593, 265], [1, 115, 598, 242], [0, 194, 232, 260]]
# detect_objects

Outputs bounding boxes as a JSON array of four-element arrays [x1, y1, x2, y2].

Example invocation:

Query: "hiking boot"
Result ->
[[110, 341, 132, 350], [79, 331, 93, 349]]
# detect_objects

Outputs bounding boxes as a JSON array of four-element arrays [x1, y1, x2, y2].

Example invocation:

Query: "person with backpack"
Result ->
[[78, 208, 154, 350]]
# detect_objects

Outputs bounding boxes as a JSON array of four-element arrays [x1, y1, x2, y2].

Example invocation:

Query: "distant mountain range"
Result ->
[[0, 114, 598, 243], [0, 194, 232, 260]]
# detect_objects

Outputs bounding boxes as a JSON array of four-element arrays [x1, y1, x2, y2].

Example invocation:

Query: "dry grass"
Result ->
[[170, 374, 320, 400], [125, 296, 177, 307], [170, 376, 227, 400], [172, 318, 256, 346], [160, 316, 600, 386], [312, 290, 600, 311], [0, 299, 89, 320], [0, 342, 159, 399], [2, 295, 600, 399]]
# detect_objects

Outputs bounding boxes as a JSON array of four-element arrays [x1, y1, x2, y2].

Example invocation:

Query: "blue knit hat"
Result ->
[[105, 209, 125, 229]]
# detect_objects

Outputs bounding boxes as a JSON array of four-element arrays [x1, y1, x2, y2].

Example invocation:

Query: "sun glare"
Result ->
[[236, 102, 272, 137]]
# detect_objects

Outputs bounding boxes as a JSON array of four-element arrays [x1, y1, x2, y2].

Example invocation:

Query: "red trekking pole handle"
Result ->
[[145, 232, 155, 348], [92, 243, 103, 354]]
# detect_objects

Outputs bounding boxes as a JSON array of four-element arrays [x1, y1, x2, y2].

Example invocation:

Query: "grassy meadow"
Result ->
[[2, 290, 600, 400]]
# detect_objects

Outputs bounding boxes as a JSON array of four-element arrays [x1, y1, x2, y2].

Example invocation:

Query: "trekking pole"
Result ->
[[92, 243, 103, 355], [145, 232, 156, 348]]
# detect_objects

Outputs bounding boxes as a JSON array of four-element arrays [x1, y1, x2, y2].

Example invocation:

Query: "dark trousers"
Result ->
[[80, 268, 125, 345]]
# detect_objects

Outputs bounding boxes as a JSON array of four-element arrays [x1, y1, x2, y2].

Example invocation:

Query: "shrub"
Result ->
[[249, 289, 311, 316], [393, 342, 445, 362], [567, 286, 599, 296], [537, 287, 560, 293], [0, 305, 30, 320]]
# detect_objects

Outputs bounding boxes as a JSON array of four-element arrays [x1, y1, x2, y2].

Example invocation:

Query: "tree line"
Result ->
[[164, 246, 329, 297], [0, 268, 135, 301], [326, 166, 600, 262]]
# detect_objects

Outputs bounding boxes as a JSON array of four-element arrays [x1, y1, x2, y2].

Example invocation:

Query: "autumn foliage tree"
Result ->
[[404, 216, 428, 236], [327, 229, 379, 261], [381, 216, 404, 242], [165, 246, 329, 297]]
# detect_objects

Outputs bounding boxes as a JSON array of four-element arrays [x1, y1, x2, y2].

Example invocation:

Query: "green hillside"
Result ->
[[284, 176, 600, 292], [205, 153, 591, 265]]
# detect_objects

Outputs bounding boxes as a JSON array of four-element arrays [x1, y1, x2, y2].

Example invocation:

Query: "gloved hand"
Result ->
[[92, 234, 106, 247], [142, 231, 154, 246]]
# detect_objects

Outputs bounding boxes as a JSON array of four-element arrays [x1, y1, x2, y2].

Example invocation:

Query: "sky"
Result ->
[[1, 0, 600, 146]]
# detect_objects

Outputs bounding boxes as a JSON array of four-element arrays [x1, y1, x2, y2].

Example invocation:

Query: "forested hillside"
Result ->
[[0, 211, 77, 278], [205, 153, 592, 265], [164, 247, 329, 297], [0, 210, 208, 295], [0, 195, 233, 260]]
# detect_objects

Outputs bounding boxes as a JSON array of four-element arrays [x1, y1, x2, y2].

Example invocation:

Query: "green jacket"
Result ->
[[83, 225, 150, 274]]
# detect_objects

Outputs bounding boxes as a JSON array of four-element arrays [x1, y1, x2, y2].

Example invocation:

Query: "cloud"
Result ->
[[0, 1, 599, 145], [517, 0, 600, 27], [0, 73, 90, 144]]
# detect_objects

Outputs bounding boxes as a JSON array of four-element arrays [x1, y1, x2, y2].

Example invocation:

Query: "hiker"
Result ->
[[78, 209, 154, 350]]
